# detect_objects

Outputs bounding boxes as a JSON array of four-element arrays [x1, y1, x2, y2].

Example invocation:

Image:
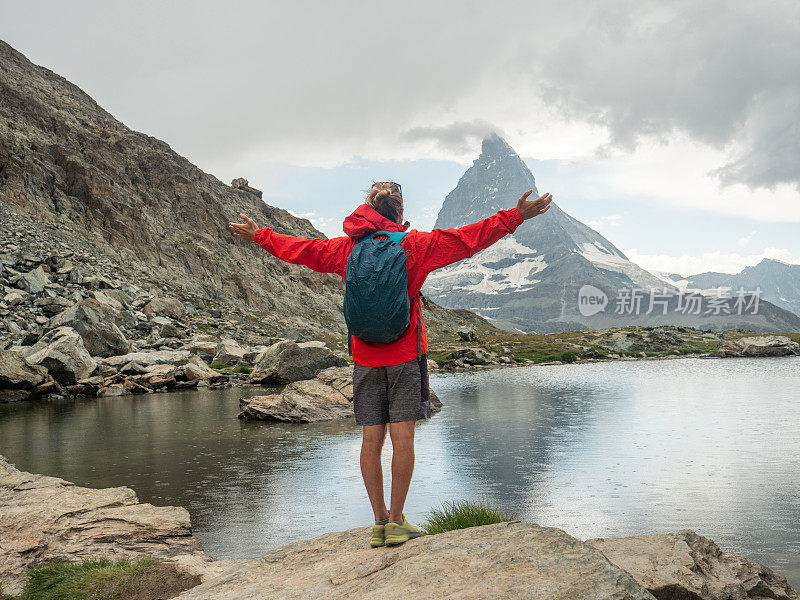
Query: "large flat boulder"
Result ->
[[239, 366, 442, 423], [249, 340, 347, 384], [589, 529, 799, 600], [0, 455, 212, 596], [47, 297, 131, 357], [176, 522, 655, 600], [239, 366, 354, 422], [25, 327, 97, 385], [100, 349, 191, 369]]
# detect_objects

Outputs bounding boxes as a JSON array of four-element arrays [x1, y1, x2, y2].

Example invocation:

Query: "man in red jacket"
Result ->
[[229, 183, 552, 547]]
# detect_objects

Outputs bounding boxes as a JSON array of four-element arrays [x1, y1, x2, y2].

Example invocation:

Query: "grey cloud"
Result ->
[[524, 1, 800, 190], [399, 120, 503, 154], [2, 0, 798, 191]]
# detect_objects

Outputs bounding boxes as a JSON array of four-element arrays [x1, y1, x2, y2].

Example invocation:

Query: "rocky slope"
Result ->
[[423, 134, 800, 333], [0, 40, 346, 342], [0, 39, 497, 401]]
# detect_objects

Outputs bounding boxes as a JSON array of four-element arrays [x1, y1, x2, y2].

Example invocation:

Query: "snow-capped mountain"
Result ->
[[661, 259, 800, 317], [423, 134, 800, 333]]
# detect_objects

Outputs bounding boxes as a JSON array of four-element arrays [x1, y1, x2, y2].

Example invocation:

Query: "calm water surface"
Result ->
[[1, 357, 799, 587]]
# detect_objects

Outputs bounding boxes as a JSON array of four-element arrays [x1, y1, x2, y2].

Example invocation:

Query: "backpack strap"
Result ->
[[416, 293, 422, 363], [361, 230, 408, 244]]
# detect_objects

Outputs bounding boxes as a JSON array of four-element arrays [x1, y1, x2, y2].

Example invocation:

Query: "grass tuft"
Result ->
[[17, 558, 198, 600], [422, 500, 517, 535]]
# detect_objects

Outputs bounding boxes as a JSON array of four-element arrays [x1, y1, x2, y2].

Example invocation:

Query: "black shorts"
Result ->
[[352, 353, 431, 426]]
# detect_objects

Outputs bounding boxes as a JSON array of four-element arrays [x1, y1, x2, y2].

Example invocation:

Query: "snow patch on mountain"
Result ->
[[426, 236, 547, 296]]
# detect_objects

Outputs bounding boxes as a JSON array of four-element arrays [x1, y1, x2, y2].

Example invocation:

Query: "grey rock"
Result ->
[[26, 327, 97, 385], [100, 349, 191, 369], [89, 290, 123, 311], [12, 265, 50, 294], [457, 325, 477, 341], [150, 315, 182, 339], [97, 383, 128, 397], [119, 361, 149, 375], [0, 455, 212, 596], [445, 347, 493, 366], [81, 275, 116, 289], [242, 344, 269, 364], [143, 296, 187, 320], [183, 356, 221, 381], [184, 338, 220, 362], [34, 295, 71, 317], [47, 298, 131, 358], [716, 335, 800, 358], [588, 529, 799, 600], [2, 291, 26, 306], [240, 366, 441, 422], [249, 340, 347, 384], [212, 337, 247, 366], [177, 521, 655, 600], [0, 350, 47, 391]]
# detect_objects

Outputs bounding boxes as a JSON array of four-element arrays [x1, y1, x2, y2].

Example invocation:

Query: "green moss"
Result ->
[[423, 500, 517, 535], [231, 365, 252, 374]]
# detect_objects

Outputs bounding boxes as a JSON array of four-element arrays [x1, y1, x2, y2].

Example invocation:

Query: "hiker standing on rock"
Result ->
[[229, 182, 552, 547]]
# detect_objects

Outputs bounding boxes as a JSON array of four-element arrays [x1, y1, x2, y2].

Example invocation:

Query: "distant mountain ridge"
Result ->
[[423, 134, 800, 333], [661, 259, 800, 318]]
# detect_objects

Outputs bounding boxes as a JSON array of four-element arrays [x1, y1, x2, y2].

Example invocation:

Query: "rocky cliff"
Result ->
[[0, 40, 347, 341], [0, 39, 497, 397]]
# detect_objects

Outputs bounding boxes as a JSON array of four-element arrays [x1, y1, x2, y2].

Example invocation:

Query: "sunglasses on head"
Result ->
[[373, 181, 402, 195]]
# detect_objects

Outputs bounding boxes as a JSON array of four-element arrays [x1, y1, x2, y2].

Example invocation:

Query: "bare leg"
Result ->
[[360, 424, 389, 522], [388, 420, 416, 522]]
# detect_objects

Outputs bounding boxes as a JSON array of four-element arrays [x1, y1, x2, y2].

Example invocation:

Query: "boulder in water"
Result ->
[[249, 340, 347, 384], [240, 366, 441, 423]]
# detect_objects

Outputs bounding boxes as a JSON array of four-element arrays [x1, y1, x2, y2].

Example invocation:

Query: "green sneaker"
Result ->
[[370, 522, 387, 548], [384, 514, 423, 546]]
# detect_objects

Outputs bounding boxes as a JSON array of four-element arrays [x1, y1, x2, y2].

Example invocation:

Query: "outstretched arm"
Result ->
[[410, 190, 552, 272], [228, 213, 346, 274]]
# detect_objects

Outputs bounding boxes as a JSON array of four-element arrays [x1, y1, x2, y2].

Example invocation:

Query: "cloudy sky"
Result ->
[[4, 0, 799, 275]]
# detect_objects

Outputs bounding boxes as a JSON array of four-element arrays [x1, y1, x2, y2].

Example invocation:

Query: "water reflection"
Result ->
[[1, 357, 798, 588]]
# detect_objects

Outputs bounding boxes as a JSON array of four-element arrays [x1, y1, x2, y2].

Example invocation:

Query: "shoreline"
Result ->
[[2, 326, 798, 405], [1, 455, 797, 599]]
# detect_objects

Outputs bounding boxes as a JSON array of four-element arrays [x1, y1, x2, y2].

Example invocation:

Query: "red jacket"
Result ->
[[254, 204, 524, 366]]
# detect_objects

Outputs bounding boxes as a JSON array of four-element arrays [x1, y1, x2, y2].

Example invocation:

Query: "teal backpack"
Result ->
[[344, 230, 421, 354]]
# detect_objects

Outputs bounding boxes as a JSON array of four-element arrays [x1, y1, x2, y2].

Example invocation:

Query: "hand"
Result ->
[[516, 190, 553, 220], [228, 213, 259, 241]]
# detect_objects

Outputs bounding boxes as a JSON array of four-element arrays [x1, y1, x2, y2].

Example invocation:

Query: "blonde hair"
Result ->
[[365, 181, 403, 224]]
